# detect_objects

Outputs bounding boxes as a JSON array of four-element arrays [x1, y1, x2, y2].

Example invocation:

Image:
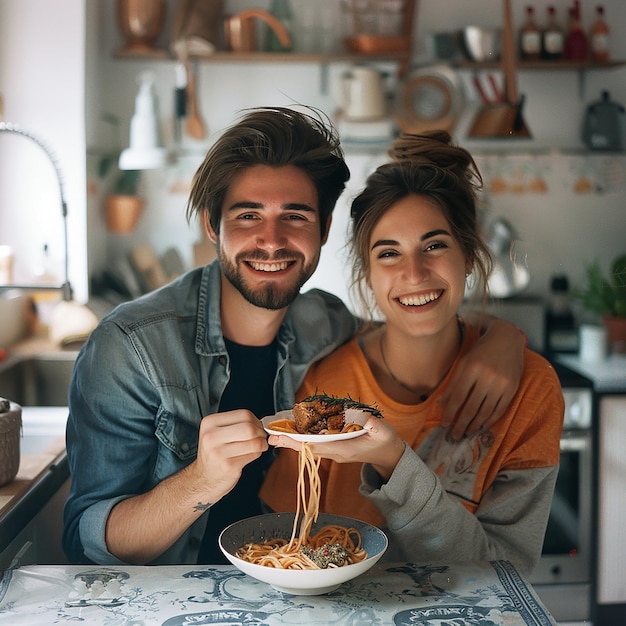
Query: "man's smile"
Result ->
[[247, 260, 293, 272]]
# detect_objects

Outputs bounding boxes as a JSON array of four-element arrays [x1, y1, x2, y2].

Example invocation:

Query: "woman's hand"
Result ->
[[268, 416, 405, 481], [440, 316, 525, 441]]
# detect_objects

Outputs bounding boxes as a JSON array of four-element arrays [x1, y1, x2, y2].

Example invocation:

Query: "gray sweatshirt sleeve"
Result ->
[[360, 443, 559, 576]]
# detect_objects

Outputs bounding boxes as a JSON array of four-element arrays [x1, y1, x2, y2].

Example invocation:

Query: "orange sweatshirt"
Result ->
[[260, 327, 564, 574]]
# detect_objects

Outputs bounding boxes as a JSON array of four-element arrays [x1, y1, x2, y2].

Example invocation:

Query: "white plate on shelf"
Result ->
[[262, 410, 370, 442]]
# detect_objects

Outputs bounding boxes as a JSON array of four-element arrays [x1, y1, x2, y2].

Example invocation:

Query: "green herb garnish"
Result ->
[[300, 393, 384, 420]]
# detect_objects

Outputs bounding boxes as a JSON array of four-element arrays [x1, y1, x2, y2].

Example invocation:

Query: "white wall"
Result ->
[[0, 0, 88, 302], [3, 0, 625, 313], [90, 0, 626, 317]]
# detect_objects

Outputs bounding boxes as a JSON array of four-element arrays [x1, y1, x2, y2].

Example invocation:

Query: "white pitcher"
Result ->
[[340, 66, 387, 121]]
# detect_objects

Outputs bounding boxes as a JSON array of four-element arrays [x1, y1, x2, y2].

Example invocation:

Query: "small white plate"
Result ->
[[262, 409, 370, 442]]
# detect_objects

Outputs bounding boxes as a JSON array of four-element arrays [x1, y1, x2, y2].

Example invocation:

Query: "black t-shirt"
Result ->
[[197, 337, 277, 564]]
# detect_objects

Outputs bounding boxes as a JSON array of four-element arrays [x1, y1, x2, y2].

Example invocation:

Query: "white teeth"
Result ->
[[398, 290, 441, 306], [249, 261, 289, 272]]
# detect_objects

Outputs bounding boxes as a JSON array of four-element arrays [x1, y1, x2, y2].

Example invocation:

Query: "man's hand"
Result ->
[[440, 316, 525, 441], [106, 409, 268, 564], [193, 409, 269, 502]]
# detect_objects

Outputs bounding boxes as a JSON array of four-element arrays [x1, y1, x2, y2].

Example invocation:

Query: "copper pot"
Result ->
[[117, 0, 166, 53], [224, 9, 291, 53]]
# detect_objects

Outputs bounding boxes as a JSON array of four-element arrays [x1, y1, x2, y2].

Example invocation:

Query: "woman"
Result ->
[[260, 130, 564, 576]]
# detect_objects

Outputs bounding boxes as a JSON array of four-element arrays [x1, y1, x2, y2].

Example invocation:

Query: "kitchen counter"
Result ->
[[556, 354, 626, 393], [0, 407, 68, 560], [0, 334, 80, 363], [0, 560, 556, 625]]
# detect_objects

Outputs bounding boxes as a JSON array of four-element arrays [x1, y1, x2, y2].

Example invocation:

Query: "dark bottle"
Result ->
[[542, 5, 564, 60], [545, 275, 578, 354], [520, 5, 542, 61], [564, 1, 588, 61]]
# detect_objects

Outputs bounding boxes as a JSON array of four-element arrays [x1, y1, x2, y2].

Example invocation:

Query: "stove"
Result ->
[[529, 359, 594, 623]]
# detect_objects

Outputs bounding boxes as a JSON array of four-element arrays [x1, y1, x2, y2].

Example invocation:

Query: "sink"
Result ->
[[0, 355, 76, 456], [20, 407, 68, 456], [0, 292, 32, 348], [0, 354, 77, 407]]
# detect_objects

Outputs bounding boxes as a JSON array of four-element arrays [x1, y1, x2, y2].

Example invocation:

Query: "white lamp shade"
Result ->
[[119, 146, 166, 170], [119, 72, 166, 170]]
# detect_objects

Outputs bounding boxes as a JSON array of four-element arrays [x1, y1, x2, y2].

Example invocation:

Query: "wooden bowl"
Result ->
[[344, 36, 410, 55]]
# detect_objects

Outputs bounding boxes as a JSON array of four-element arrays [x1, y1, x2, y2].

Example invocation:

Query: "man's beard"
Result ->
[[219, 249, 319, 310]]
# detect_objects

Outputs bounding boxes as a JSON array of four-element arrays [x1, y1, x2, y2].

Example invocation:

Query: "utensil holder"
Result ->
[[0, 399, 21, 487]]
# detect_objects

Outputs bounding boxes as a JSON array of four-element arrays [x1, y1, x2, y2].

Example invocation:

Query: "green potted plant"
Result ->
[[574, 254, 626, 354], [105, 169, 144, 234]]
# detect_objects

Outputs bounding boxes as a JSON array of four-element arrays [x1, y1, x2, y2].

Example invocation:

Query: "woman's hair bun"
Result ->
[[388, 129, 481, 189]]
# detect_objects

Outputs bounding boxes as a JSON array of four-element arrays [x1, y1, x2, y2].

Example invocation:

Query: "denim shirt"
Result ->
[[63, 260, 358, 565]]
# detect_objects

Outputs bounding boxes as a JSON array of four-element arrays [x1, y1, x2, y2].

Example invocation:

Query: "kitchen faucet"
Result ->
[[0, 122, 72, 301]]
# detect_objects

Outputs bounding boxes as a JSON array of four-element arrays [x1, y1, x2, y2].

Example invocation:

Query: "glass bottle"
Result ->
[[519, 5, 541, 61], [590, 5, 610, 62], [545, 275, 578, 354], [542, 5, 564, 60], [564, 1, 588, 61], [266, 0, 293, 52]]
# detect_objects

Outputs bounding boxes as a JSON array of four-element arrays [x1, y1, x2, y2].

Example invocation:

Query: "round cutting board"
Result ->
[[394, 66, 464, 133]]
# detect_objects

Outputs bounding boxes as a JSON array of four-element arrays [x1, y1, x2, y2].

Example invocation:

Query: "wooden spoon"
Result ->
[[171, 37, 206, 140], [501, 0, 518, 105], [183, 59, 206, 140]]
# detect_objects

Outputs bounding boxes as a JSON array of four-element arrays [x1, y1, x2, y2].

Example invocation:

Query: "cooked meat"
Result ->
[[326, 412, 345, 433], [293, 396, 345, 434], [292, 394, 384, 435]]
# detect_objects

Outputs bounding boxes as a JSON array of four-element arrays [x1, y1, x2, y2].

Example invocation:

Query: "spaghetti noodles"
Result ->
[[235, 442, 368, 570]]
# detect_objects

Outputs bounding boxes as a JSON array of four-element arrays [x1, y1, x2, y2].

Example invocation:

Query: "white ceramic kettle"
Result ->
[[340, 66, 387, 121]]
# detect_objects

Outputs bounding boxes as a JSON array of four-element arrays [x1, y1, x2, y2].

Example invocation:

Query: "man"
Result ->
[[63, 107, 524, 566]]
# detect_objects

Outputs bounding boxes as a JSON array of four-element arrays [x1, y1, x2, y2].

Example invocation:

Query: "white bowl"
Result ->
[[219, 512, 388, 595], [461, 26, 501, 62]]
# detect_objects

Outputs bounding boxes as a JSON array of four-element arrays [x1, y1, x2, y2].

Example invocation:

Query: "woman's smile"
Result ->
[[396, 289, 444, 307]]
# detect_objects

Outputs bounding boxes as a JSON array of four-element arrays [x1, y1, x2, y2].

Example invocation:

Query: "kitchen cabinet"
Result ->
[[0, 479, 69, 573], [0, 449, 69, 574], [557, 354, 626, 621], [0, 404, 70, 574]]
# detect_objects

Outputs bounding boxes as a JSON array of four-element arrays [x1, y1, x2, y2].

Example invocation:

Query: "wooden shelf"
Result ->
[[114, 47, 624, 70], [455, 59, 625, 71], [113, 49, 410, 64]]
